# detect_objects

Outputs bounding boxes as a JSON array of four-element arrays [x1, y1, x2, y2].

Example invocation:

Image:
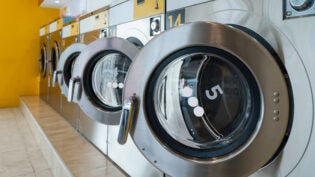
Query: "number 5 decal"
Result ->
[[206, 85, 224, 100]]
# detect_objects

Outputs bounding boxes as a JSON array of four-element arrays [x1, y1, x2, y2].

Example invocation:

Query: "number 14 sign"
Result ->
[[166, 9, 185, 30]]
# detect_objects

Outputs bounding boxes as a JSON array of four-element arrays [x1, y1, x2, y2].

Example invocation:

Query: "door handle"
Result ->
[[118, 94, 138, 145], [68, 77, 80, 102], [52, 70, 62, 87]]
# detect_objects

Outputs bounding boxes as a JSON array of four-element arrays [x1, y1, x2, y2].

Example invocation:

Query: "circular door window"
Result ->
[[63, 52, 80, 87], [84, 51, 132, 111], [146, 46, 261, 158], [50, 41, 60, 74], [40, 46, 47, 77]]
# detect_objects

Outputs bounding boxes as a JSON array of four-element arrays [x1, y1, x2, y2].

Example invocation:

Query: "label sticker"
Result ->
[[57, 19, 63, 30], [166, 9, 185, 29], [94, 11, 109, 29], [70, 22, 79, 36]]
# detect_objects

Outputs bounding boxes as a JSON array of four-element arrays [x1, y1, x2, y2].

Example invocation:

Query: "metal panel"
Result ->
[[108, 125, 164, 177], [48, 30, 62, 114], [109, 0, 133, 26], [80, 10, 109, 34], [49, 21, 57, 33], [60, 36, 80, 129], [121, 0, 315, 176], [107, 16, 165, 177], [79, 111, 108, 155], [40, 27, 45, 36], [61, 96, 80, 129], [166, 0, 214, 11], [86, 0, 111, 14], [39, 33, 50, 103], [133, 0, 164, 19]]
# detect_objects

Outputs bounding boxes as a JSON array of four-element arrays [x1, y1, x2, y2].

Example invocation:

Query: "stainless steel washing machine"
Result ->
[[53, 20, 81, 129], [118, 0, 315, 177], [39, 25, 50, 103], [48, 19, 63, 114], [77, 7, 111, 155], [106, 1, 165, 176]]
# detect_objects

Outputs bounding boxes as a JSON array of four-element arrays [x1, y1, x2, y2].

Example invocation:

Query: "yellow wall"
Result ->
[[0, 0, 59, 107]]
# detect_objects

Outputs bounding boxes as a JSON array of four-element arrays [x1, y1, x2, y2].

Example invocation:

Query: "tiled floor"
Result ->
[[0, 108, 53, 177]]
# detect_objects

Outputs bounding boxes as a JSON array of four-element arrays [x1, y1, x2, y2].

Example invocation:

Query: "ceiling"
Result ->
[[40, 0, 69, 8]]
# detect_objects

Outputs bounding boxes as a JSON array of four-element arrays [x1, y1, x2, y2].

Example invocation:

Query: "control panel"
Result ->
[[284, 0, 315, 19], [134, 0, 164, 19]]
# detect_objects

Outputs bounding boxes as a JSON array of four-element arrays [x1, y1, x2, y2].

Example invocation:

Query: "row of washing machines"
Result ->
[[38, 0, 315, 177]]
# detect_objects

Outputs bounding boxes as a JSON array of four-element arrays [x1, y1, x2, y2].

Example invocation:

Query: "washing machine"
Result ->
[[119, 0, 315, 177], [53, 20, 81, 129], [105, 1, 165, 176], [39, 25, 50, 103], [76, 7, 111, 155], [48, 19, 63, 114], [67, 1, 165, 176]]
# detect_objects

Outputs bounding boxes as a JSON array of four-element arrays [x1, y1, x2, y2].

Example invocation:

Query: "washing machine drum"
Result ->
[[120, 22, 293, 177], [68, 37, 139, 125]]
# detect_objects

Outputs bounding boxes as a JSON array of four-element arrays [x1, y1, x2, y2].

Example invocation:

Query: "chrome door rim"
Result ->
[[57, 43, 86, 97], [72, 37, 139, 125], [50, 41, 60, 75], [40, 45, 47, 77], [123, 22, 291, 177]]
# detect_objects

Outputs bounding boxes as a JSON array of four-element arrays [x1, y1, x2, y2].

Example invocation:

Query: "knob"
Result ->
[[151, 19, 160, 33], [290, 0, 314, 11]]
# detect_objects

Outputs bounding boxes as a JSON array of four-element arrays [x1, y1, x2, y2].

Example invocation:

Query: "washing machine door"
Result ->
[[50, 41, 60, 75], [53, 43, 86, 96], [120, 22, 292, 177], [68, 37, 139, 125], [39, 44, 47, 77]]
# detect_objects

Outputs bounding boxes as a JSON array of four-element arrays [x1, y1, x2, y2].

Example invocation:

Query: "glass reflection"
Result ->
[[92, 53, 131, 109], [154, 53, 252, 149]]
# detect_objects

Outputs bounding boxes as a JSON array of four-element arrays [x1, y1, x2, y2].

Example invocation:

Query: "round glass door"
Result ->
[[50, 41, 60, 74], [84, 51, 131, 112], [63, 52, 80, 87], [146, 47, 260, 158], [40, 46, 47, 77]]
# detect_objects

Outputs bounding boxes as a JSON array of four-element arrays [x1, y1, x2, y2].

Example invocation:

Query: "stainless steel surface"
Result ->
[[124, 21, 291, 177], [59, 35, 81, 129], [109, 0, 133, 26], [122, 0, 314, 176], [107, 16, 165, 177], [79, 110, 108, 155], [118, 94, 137, 144], [48, 29, 62, 114], [39, 34, 50, 103], [57, 43, 86, 100], [70, 37, 139, 125], [284, 0, 315, 18], [68, 77, 80, 102], [78, 9, 111, 155], [166, 0, 213, 11], [116, 15, 165, 45], [183, 1, 313, 176]]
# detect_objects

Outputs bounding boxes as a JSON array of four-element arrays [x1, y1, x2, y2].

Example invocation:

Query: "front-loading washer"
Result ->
[[119, 0, 315, 177], [77, 7, 111, 155], [39, 25, 50, 103], [106, 1, 165, 176], [53, 20, 81, 129], [67, 2, 165, 176], [48, 18, 63, 114]]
